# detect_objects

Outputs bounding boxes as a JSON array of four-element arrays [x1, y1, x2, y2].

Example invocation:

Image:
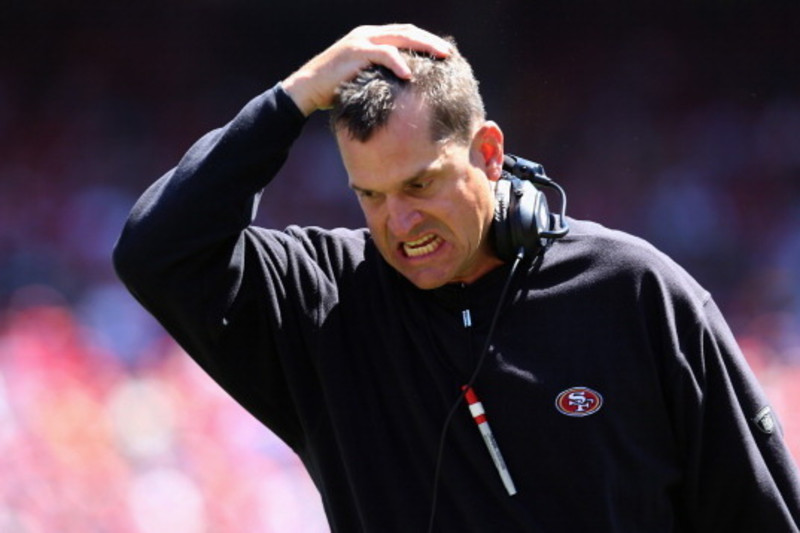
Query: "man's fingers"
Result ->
[[361, 23, 453, 59], [356, 25, 452, 80], [283, 24, 452, 115], [366, 45, 412, 79]]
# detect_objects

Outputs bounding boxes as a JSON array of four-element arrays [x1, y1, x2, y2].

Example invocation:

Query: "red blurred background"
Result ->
[[1, 2, 799, 531]]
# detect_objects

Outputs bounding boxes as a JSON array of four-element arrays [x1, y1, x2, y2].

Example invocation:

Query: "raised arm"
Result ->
[[112, 23, 452, 358]]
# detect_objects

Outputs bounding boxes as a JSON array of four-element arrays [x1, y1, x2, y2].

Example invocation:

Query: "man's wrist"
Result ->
[[281, 72, 320, 117]]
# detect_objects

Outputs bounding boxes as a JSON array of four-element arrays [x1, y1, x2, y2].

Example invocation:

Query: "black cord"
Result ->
[[425, 246, 526, 533]]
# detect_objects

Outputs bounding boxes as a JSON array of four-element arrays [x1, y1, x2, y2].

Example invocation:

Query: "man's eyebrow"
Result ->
[[348, 182, 373, 195], [348, 165, 439, 193], [402, 167, 436, 185]]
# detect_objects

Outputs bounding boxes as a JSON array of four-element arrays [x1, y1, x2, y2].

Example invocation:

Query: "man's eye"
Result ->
[[408, 180, 432, 192], [356, 189, 379, 201]]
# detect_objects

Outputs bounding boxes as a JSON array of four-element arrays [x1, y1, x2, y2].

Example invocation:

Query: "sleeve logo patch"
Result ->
[[753, 406, 776, 435], [555, 387, 604, 417]]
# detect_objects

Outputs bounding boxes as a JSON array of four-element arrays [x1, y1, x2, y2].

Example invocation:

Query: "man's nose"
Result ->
[[386, 196, 422, 237]]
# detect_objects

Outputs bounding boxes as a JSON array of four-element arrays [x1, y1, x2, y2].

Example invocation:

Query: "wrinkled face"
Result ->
[[336, 92, 505, 289]]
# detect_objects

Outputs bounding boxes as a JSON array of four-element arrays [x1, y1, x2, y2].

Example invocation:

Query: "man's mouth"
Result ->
[[402, 234, 443, 258]]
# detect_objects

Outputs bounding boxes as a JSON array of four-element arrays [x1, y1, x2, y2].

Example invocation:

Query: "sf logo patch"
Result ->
[[555, 387, 603, 417]]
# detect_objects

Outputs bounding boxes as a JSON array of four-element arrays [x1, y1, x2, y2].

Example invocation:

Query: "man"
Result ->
[[114, 24, 800, 532]]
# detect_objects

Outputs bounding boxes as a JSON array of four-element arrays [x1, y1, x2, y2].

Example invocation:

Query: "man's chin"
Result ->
[[397, 268, 452, 290], [411, 279, 449, 291]]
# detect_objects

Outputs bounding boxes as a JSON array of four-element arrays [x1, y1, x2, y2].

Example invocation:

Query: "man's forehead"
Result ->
[[344, 140, 470, 197], [346, 153, 449, 191], [376, 91, 433, 140]]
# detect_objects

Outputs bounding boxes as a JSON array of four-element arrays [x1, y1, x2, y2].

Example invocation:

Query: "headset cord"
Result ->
[[425, 246, 527, 533]]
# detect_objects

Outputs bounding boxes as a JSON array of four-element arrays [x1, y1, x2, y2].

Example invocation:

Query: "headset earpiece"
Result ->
[[492, 173, 551, 261], [491, 154, 570, 262], [510, 178, 551, 256], [492, 177, 513, 260]]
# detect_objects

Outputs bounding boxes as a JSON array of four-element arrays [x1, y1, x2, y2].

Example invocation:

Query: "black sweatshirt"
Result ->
[[113, 85, 800, 532]]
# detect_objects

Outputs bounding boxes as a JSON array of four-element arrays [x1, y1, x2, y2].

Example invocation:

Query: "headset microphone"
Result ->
[[492, 153, 569, 261]]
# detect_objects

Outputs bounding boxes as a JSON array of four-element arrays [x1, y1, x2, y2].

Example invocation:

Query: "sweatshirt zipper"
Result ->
[[458, 283, 475, 377], [460, 282, 472, 328], [459, 283, 473, 367], [461, 308, 472, 328]]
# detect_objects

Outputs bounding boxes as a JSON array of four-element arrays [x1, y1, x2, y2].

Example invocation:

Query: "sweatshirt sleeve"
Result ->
[[112, 84, 315, 447], [114, 83, 305, 276], [667, 293, 800, 531]]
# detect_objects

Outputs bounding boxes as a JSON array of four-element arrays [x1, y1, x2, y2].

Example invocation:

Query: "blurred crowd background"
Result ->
[[1, 2, 799, 531]]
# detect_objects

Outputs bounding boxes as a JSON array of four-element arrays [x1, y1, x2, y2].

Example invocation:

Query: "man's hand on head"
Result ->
[[282, 24, 452, 117]]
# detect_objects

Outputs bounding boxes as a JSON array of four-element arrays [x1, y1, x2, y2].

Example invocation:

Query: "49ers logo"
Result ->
[[555, 387, 603, 417]]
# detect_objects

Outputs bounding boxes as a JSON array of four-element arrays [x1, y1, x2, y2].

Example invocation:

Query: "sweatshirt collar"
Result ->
[[424, 262, 516, 314]]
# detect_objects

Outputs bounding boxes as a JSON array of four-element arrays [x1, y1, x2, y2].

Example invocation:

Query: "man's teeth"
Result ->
[[403, 235, 441, 257]]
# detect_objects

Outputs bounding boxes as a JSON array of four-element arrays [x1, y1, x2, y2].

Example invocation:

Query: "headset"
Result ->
[[492, 154, 570, 261]]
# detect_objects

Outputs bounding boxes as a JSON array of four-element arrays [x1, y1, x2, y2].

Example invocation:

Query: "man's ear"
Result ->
[[472, 121, 505, 181]]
